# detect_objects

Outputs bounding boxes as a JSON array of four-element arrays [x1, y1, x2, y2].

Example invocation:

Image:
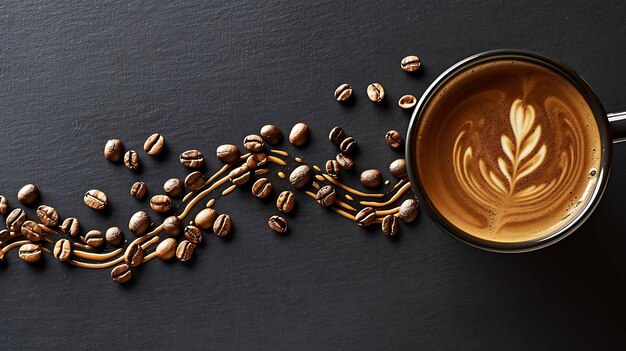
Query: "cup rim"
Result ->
[[405, 49, 613, 253]]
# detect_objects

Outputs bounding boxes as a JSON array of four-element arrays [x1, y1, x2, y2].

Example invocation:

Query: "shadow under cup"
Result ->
[[405, 50, 615, 253]]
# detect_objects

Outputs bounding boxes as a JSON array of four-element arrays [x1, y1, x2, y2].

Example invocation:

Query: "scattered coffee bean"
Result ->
[[53, 238, 72, 261], [339, 137, 357, 154], [163, 216, 183, 237], [180, 150, 204, 168], [0, 195, 7, 215], [355, 207, 376, 226], [84, 189, 108, 211], [360, 169, 382, 188], [156, 238, 177, 260], [381, 214, 399, 237], [84, 230, 104, 248], [7, 208, 26, 232], [0, 249, 3, 261], [163, 178, 183, 197], [124, 242, 144, 267], [289, 165, 313, 189], [130, 181, 147, 200], [124, 150, 140, 171], [325, 160, 340, 178], [401, 55, 421, 72], [316, 185, 336, 207], [367, 83, 385, 102], [111, 263, 132, 283], [243, 135, 264, 152], [398, 95, 417, 109], [128, 210, 151, 236], [336, 153, 354, 170], [185, 171, 206, 191], [184, 225, 203, 244], [216, 144, 241, 163], [385, 130, 403, 149], [36, 205, 59, 227], [260, 125, 283, 145], [328, 126, 346, 145], [252, 178, 272, 199], [0, 229, 10, 243], [213, 214, 231, 237], [246, 152, 267, 169], [60, 217, 80, 237], [289, 123, 310, 146], [194, 208, 217, 230], [277, 191, 295, 213], [268, 215, 288, 233], [144, 133, 165, 156], [398, 199, 419, 223], [17, 184, 38, 205], [104, 139, 124, 162], [19, 243, 41, 263], [176, 240, 196, 262], [229, 165, 251, 185], [334, 83, 352, 102], [389, 159, 407, 178], [21, 220, 43, 242], [105, 227, 124, 246], [150, 195, 172, 213]]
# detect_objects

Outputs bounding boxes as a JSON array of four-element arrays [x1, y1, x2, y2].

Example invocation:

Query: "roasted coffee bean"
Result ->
[[21, 220, 43, 242], [124, 150, 140, 171], [334, 83, 352, 102], [104, 139, 124, 162], [355, 207, 376, 226], [19, 244, 41, 263], [163, 216, 183, 237], [268, 215, 288, 233], [124, 242, 144, 267], [156, 238, 177, 260], [325, 160, 340, 178], [336, 153, 354, 170], [340, 137, 357, 154], [360, 169, 382, 188], [53, 239, 72, 261], [128, 210, 151, 236], [316, 185, 336, 207], [130, 181, 147, 200], [0, 195, 8, 215], [401, 55, 421, 72], [180, 150, 204, 168], [367, 83, 385, 102], [84, 189, 108, 211], [276, 191, 295, 213], [0, 229, 10, 243], [17, 184, 38, 205], [7, 208, 26, 232], [111, 263, 132, 283], [36, 205, 59, 227], [381, 214, 399, 237], [260, 125, 283, 145], [0, 249, 3, 261], [385, 130, 403, 149], [184, 225, 203, 244], [144, 133, 165, 156], [163, 178, 184, 197], [328, 126, 346, 145], [105, 227, 124, 246], [243, 135, 264, 152], [398, 95, 417, 109], [398, 199, 419, 223], [84, 230, 104, 248], [194, 208, 217, 230], [150, 195, 172, 213], [246, 152, 267, 169], [176, 240, 196, 262], [289, 123, 310, 146], [229, 165, 251, 185], [251, 178, 272, 199], [185, 171, 206, 191], [389, 159, 407, 179], [289, 165, 313, 189], [216, 144, 241, 163], [213, 214, 231, 237], [60, 217, 80, 237]]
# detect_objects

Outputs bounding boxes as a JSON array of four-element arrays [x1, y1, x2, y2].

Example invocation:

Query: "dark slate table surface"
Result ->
[[1, 1, 625, 350]]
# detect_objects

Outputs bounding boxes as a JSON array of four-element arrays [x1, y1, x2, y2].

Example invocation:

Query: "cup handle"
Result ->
[[608, 112, 626, 143]]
